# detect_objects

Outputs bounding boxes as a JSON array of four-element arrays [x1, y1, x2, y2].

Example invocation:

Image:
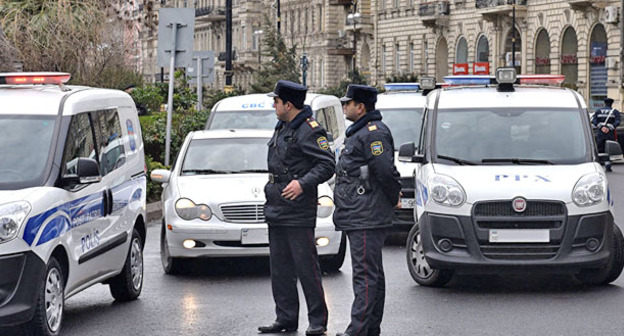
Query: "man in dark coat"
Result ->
[[259, 80, 335, 336], [334, 85, 402, 336], [592, 97, 621, 171]]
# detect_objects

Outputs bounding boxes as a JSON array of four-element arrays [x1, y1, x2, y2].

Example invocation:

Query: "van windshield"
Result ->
[[181, 138, 268, 175], [379, 108, 424, 149], [0, 116, 56, 186], [434, 108, 590, 165], [208, 110, 276, 130]]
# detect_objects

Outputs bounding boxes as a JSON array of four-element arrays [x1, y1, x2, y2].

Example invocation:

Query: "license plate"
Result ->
[[400, 198, 415, 209], [241, 228, 268, 245], [489, 229, 549, 243]]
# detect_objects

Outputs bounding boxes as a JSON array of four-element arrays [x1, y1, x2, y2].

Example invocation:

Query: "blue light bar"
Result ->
[[384, 83, 420, 91], [443, 75, 493, 86]]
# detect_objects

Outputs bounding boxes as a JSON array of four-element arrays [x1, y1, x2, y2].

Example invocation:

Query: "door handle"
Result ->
[[107, 189, 114, 215]]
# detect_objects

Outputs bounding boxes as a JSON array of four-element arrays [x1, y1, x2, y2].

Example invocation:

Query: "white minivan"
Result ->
[[0, 73, 147, 335], [400, 69, 624, 287], [205, 93, 346, 158]]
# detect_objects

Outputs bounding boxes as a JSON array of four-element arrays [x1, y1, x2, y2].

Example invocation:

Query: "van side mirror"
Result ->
[[606, 140, 623, 158], [62, 158, 102, 187], [326, 132, 334, 144], [398, 142, 423, 163]]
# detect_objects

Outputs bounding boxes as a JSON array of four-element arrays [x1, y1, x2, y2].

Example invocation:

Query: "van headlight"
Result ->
[[429, 174, 466, 207], [317, 196, 334, 218], [573, 173, 606, 207], [175, 198, 212, 221], [0, 201, 31, 243]]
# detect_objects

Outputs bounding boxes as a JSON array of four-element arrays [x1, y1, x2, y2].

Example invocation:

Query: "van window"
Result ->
[[62, 113, 96, 178], [92, 109, 126, 176], [209, 110, 276, 129], [316, 107, 339, 138]]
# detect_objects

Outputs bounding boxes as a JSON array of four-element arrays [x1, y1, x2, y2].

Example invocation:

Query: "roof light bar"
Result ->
[[420, 77, 436, 90], [384, 83, 420, 92], [518, 74, 565, 86], [0, 72, 71, 85], [443, 75, 493, 86]]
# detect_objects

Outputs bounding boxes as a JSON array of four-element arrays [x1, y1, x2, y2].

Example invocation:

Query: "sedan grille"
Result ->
[[220, 203, 265, 223]]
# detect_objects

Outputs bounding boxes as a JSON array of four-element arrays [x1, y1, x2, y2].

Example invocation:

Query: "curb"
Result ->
[[146, 201, 162, 224]]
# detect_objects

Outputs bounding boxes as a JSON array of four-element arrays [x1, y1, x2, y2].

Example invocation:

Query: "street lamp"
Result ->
[[300, 52, 309, 86], [253, 29, 264, 64], [347, 9, 361, 81]]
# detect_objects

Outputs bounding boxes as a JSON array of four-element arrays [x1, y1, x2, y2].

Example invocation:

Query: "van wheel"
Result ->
[[576, 224, 624, 286], [161, 223, 184, 275], [109, 229, 143, 301], [406, 224, 453, 287], [25, 257, 64, 336], [320, 234, 346, 272]]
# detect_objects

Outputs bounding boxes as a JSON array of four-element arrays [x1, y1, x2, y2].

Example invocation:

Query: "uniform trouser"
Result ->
[[345, 229, 387, 336], [268, 226, 328, 328]]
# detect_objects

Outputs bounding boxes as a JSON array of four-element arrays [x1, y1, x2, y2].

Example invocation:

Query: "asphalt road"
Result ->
[[14, 164, 624, 336]]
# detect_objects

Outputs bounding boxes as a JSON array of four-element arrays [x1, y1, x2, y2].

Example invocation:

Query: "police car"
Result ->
[[205, 93, 346, 158], [151, 129, 345, 274], [377, 80, 438, 231], [0, 73, 147, 335], [399, 68, 624, 287]]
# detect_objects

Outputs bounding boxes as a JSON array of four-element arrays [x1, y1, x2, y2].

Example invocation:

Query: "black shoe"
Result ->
[[305, 325, 327, 335], [258, 322, 298, 333], [606, 164, 613, 172]]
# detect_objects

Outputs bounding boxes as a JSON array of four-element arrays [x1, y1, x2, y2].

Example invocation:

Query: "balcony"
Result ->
[[195, 6, 226, 22], [418, 1, 450, 27], [476, 0, 527, 20], [326, 39, 354, 56], [329, 0, 352, 5], [567, 0, 603, 10], [343, 14, 374, 34]]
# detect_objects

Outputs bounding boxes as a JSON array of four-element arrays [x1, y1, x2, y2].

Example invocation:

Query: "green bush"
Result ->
[[131, 86, 164, 114], [145, 155, 166, 202]]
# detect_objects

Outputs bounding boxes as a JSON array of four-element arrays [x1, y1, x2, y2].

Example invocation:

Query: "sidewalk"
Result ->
[[146, 201, 162, 224]]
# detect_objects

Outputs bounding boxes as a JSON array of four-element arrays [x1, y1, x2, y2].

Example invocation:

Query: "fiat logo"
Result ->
[[512, 197, 527, 213], [251, 187, 261, 198]]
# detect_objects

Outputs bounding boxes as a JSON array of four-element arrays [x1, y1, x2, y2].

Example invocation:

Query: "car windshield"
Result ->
[[434, 108, 590, 165], [209, 110, 277, 130], [379, 108, 423, 149], [0, 115, 56, 186], [181, 137, 269, 175]]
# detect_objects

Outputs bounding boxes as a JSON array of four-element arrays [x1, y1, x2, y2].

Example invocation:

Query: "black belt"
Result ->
[[268, 174, 296, 183]]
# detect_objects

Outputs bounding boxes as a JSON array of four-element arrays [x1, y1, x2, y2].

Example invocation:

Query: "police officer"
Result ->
[[334, 85, 401, 336], [592, 97, 621, 172], [259, 80, 335, 336]]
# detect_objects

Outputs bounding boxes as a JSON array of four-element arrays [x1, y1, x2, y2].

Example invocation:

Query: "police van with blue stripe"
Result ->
[[399, 68, 624, 287], [0, 73, 147, 335]]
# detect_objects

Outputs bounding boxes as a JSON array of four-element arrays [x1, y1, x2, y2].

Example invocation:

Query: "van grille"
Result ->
[[474, 201, 565, 217], [220, 203, 265, 223]]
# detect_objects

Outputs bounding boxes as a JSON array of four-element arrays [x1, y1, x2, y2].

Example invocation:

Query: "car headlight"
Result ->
[[573, 173, 606, 207], [317, 196, 334, 218], [428, 174, 466, 207], [175, 198, 212, 221], [0, 201, 31, 243]]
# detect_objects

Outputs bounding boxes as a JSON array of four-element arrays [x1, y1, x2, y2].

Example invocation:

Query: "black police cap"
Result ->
[[340, 84, 378, 105], [605, 97, 615, 105], [267, 80, 307, 108]]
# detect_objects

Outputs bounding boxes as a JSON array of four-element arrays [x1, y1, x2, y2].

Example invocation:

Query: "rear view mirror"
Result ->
[[606, 140, 623, 157], [151, 169, 172, 183], [62, 158, 101, 187], [398, 142, 423, 163]]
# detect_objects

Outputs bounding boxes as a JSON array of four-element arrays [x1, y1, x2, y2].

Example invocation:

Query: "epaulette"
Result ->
[[367, 122, 378, 132], [306, 118, 320, 128]]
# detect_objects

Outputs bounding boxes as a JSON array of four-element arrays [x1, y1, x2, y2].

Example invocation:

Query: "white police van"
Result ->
[[205, 93, 346, 158], [0, 73, 147, 335], [377, 80, 437, 231], [399, 68, 624, 287]]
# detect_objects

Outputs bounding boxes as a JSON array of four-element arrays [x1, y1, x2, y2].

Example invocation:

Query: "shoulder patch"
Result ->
[[317, 136, 329, 150], [368, 124, 378, 131], [370, 141, 383, 155], [306, 118, 320, 128]]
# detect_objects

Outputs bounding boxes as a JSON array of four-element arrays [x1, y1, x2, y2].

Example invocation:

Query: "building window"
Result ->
[[395, 0, 399, 8], [381, 0, 386, 11], [534, 29, 551, 74], [382, 45, 387, 75], [395, 44, 400, 74], [318, 5, 323, 32], [409, 42, 414, 73]]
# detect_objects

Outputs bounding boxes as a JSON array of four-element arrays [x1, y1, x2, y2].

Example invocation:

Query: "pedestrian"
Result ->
[[333, 84, 402, 336], [592, 97, 621, 172], [259, 80, 335, 336]]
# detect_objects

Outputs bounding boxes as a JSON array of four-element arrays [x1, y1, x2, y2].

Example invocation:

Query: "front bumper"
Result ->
[[419, 210, 613, 274], [0, 251, 45, 326], [165, 216, 342, 258]]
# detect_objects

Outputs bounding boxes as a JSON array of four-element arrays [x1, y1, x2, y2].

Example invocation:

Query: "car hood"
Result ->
[[176, 174, 269, 203], [0, 188, 38, 205]]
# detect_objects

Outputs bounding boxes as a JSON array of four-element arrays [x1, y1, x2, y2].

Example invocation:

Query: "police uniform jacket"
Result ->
[[333, 110, 401, 231], [593, 107, 621, 141], [264, 106, 335, 227]]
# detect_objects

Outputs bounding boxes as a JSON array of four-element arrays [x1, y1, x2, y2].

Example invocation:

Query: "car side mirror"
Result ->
[[62, 158, 101, 187], [398, 142, 423, 163], [151, 169, 172, 183]]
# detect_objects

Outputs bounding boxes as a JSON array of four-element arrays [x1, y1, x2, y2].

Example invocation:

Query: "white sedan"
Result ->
[[151, 129, 346, 274]]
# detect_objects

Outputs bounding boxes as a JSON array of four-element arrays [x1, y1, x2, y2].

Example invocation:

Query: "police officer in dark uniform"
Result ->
[[259, 80, 335, 336], [334, 85, 401, 336], [592, 97, 621, 172]]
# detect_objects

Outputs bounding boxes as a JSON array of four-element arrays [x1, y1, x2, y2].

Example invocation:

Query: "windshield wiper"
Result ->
[[233, 169, 269, 173], [481, 158, 553, 165], [437, 155, 476, 165], [181, 169, 232, 175]]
